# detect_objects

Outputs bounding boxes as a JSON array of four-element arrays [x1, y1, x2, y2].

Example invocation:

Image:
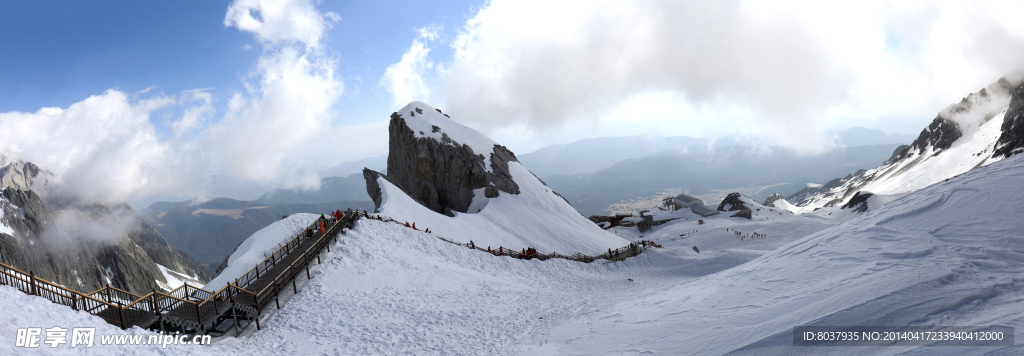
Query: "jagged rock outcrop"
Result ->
[[363, 168, 386, 212], [730, 208, 752, 220], [906, 117, 963, 158], [884, 145, 911, 165], [364, 109, 521, 215], [717, 192, 748, 212], [840, 191, 872, 213], [0, 161, 46, 192], [762, 193, 785, 207], [993, 82, 1024, 158], [0, 161, 208, 295]]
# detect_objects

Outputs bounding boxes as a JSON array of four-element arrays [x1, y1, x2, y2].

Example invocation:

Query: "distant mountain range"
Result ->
[[543, 143, 906, 216], [517, 127, 914, 178], [255, 174, 370, 205], [318, 155, 387, 178], [141, 198, 373, 274]]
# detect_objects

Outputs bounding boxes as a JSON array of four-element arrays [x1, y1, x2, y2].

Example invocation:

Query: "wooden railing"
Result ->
[[1, 208, 640, 337], [369, 214, 652, 263], [0, 210, 361, 337]]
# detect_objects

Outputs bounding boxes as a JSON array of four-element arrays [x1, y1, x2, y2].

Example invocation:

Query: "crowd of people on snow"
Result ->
[[726, 227, 767, 242]]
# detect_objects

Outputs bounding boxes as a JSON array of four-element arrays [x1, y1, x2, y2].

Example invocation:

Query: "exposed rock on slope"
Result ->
[[993, 81, 1024, 158], [762, 193, 786, 207], [717, 192, 749, 212], [840, 191, 872, 213]]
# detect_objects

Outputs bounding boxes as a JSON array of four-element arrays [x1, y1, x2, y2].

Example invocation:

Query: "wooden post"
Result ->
[[255, 310, 261, 331], [152, 290, 165, 334], [317, 253, 321, 264], [29, 271, 37, 296], [195, 301, 202, 327], [305, 263, 310, 279], [292, 272, 297, 294], [117, 300, 126, 330], [105, 284, 112, 303], [255, 263, 261, 279], [230, 297, 240, 336]]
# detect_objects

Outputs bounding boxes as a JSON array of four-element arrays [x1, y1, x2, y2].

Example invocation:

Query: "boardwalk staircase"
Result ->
[[0, 209, 363, 336]]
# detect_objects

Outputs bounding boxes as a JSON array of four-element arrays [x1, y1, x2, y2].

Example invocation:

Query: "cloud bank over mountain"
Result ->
[[0, 0, 386, 205]]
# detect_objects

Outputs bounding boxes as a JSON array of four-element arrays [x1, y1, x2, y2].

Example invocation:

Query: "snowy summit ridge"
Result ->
[[788, 74, 1024, 212], [363, 102, 628, 254]]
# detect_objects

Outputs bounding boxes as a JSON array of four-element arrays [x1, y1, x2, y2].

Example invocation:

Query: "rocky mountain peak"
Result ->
[[364, 103, 521, 215], [0, 161, 47, 192], [906, 116, 963, 158], [717, 192, 748, 212], [762, 193, 785, 207]]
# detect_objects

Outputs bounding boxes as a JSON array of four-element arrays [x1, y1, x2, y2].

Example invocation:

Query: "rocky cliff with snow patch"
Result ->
[[788, 74, 1024, 212], [365, 107, 520, 216], [0, 161, 208, 294], [363, 102, 628, 254]]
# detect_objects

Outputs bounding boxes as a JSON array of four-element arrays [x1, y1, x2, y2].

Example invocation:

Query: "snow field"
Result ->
[[213, 218, 704, 355], [535, 154, 1024, 355]]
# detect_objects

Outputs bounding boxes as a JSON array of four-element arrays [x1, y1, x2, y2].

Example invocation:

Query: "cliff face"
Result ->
[[993, 82, 1024, 158], [762, 193, 786, 207], [0, 161, 208, 294], [366, 107, 521, 215]]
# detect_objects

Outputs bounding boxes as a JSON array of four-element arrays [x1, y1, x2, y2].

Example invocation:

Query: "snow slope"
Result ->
[[795, 77, 1019, 211], [155, 264, 205, 291], [541, 154, 1024, 355], [204, 213, 318, 291], [2, 156, 1022, 355]]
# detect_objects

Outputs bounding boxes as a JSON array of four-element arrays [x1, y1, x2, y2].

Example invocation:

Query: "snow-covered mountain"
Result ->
[[0, 160, 208, 294], [788, 74, 1024, 212], [7, 146, 1023, 355], [363, 102, 628, 254]]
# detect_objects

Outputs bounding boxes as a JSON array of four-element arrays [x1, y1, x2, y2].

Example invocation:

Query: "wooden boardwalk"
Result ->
[[0, 209, 362, 336]]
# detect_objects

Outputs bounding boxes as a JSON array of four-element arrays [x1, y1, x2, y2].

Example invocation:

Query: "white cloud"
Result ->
[[380, 25, 442, 109], [224, 0, 336, 47], [172, 89, 214, 137], [0, 0, 360, 206], [0, 90, 188, 204], [435, 0, 1024, 153], [207, 0, 345, 190], [202, 45, 342, 190]]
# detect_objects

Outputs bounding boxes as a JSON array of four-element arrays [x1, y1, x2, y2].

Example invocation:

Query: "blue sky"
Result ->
[[0, 0, 481, 128], [1, 0, 1022, 206]]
